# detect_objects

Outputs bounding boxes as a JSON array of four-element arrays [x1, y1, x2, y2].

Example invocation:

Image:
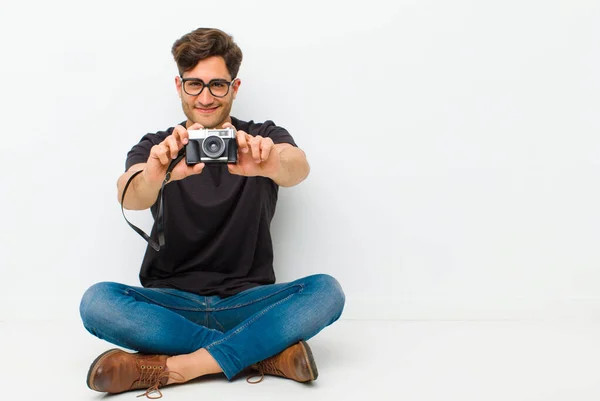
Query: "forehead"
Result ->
[[182, 56, 231, 80]]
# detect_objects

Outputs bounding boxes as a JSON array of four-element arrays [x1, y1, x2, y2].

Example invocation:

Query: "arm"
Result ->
[[268, 143, 310, 187], [226, 127, 311, 187], [118, 124, 205, 210], [116, 163, 163, 210]]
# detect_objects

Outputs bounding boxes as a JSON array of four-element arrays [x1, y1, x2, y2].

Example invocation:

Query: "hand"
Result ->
[[144, 123, 206, 185], [223, 123, 281, 178]]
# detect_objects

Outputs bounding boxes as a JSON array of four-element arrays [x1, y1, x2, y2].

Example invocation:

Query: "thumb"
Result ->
[[192, 163, 205, 175], [228, 163, 241, 175]]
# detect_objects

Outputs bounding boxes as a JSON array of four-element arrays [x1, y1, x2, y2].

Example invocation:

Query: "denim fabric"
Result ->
[[80, 274, 345, 379]]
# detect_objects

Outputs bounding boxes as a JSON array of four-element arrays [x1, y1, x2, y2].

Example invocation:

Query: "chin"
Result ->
[[193, 114, 216, 127]]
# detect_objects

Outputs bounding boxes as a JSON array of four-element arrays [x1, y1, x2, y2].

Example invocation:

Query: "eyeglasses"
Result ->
[[180, 77, 236, 98]]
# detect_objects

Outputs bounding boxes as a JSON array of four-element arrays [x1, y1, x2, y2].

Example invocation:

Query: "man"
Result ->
[[79, 27, 345, 398]]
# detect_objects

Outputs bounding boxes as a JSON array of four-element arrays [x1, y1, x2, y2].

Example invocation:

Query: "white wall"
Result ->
[[1, 0, 598, 322]]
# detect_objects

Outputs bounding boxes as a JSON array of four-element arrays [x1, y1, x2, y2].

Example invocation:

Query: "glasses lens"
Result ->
[[209, 81, 230, 97], [184, 80, 204, 96]]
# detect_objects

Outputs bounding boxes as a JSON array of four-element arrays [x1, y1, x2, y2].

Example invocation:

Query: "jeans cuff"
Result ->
[[205, 346, 237, 380]]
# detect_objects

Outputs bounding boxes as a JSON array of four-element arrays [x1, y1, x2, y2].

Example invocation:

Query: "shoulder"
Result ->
[[231, 116, 280, 135], [231, 116, 296, 146], [136, 124, 182, 146], [125, 124, 181, 171]]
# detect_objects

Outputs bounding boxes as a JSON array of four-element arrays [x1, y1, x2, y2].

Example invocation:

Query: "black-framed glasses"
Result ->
[[181, 77, 236, 98]]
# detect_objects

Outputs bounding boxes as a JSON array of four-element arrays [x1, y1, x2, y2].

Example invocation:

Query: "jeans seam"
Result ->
[[152, 288, 203, 303], [213, 313, 226, 332], [209, 284, 304, 312], [204, 296, 210, 329], [205, 284, 304, 350], [126, 289, 208, 312]]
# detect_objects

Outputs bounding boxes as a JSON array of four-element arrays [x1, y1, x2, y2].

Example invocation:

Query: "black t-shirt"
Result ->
[[125, 116, 297, 297]]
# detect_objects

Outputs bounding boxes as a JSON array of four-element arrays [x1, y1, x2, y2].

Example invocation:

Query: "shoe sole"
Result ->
[[299, 340, 319, 381], [86, 348, 122, 391]]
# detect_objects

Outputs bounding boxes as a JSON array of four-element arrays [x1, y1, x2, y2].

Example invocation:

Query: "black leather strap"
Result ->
[[121, 152, 185, 251]]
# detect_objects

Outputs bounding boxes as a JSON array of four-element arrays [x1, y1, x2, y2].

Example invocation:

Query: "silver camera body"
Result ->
[[186, 127, 238, 164]]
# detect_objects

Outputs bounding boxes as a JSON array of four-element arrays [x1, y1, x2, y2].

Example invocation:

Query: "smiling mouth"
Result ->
[[195, 106, 218, 114]]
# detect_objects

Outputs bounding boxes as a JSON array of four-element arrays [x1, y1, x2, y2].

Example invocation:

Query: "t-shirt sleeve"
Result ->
[[254, 120, 298, 147], [124, 129, 173, 171]]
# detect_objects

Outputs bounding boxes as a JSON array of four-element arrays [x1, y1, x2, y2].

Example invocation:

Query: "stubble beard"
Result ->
[[182, 99, 233, 129]]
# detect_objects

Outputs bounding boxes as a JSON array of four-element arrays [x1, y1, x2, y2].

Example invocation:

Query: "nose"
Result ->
[[198, 87, 215, 105]]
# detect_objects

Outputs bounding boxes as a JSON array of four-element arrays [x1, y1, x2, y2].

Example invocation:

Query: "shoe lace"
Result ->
[[135, 366, 185, 399], [246, 359, 282, 384]]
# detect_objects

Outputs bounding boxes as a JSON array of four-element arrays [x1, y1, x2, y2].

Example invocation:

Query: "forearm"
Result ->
[[270, 147, 310, 187], [117, 168, 162, 210]]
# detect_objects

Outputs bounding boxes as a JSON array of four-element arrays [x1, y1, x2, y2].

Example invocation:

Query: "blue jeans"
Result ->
[[79, 274, 345, 380]]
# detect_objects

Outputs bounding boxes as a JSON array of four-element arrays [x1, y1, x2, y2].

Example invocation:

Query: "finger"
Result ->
[[165, 136, 180, 159], [190, 122, 204, 129], [237, 130, 249, 153], [172, 125, 188, 146], [188, 122, 204, 130], [157, 145, 170, 165], [260, 138, 274, 161], [170, 158, 201, 182], [152, 144, 170, 165], [250, 135, 262, 163]]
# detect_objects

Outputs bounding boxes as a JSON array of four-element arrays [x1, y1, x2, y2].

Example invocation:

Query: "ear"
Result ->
[[232, 78, 241, 99], [175, 76, 182, 98]]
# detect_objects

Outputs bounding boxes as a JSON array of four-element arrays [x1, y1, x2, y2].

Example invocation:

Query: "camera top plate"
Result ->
[[188, 127, 236, 139]]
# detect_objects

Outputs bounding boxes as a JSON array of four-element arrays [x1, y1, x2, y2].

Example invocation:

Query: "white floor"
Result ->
[[1, 319, 599, 400]]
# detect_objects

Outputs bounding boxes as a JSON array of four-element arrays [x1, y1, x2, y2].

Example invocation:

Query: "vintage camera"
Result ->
[[186, 127, 238, 164]]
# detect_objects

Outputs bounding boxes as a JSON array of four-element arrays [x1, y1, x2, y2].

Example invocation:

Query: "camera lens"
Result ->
[[202, 135, 226, 158]]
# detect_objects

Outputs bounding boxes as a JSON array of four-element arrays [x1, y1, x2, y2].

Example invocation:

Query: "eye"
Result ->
[[188, 81, 203, 88], [211, 82, 227, 88]]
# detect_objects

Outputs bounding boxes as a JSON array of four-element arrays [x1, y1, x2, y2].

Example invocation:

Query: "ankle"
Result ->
[[165, 356, 187, 384], [165, 349, 223, 383]]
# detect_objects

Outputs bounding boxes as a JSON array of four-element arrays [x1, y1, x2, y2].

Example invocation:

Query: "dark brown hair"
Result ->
[[171, 28, 243, 78]]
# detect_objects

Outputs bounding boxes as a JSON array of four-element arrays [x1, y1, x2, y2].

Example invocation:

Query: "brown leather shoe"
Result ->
[[87, 348, 180, 398], [247, 341, 318, 384]]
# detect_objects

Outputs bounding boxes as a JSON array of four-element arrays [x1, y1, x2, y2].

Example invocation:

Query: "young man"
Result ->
[[79, 27, 345, 398]]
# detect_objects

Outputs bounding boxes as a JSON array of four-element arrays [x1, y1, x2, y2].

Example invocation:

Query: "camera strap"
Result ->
[[120, 152, 185, 252]]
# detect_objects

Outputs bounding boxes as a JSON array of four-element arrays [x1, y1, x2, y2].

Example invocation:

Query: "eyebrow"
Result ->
[[181, 77, 231, 82]]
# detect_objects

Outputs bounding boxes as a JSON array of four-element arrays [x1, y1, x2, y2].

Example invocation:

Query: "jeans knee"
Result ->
[[79, 282, 119, 329], [308, 274, 346, 320]]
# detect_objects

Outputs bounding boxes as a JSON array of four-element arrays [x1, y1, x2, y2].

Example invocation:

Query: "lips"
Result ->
[[195, 106, 218, 114]]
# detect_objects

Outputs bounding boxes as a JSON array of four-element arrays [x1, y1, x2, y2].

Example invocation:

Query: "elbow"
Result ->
[[116, 179, 125, 205], [299, 161, 311, 183], [279, 160, 310, 188]]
